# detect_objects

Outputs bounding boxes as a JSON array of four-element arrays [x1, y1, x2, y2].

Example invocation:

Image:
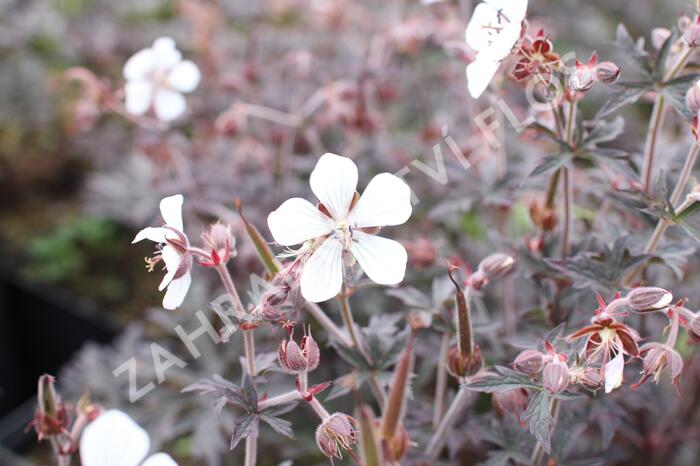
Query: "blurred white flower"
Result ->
[[80, 410, 178, 466], [132, 194, 192, 310], [604, 349, 625, 393], [123, 37, 200, 122], [465, 0, 528, 98], [267, 153, 412, 302]]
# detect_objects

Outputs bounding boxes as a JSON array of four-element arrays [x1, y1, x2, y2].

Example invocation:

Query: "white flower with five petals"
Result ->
[[465, 0, 528, 98], [132, 194, 192, 310], [80, 410, 178, 466], [123, 37, 201, 122], [267, 153, 412, 303]]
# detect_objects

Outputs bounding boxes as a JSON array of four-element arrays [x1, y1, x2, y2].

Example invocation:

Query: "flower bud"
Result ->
[[687, 81, 700, 115], [447, 344, 482, 378], [478, 253, 516, 281], [513, 349, 544, 376], [278, 331, 320, 374], [34, 375, 69, 441], [316, 413, 358, 460], [492, 388, 529, 419], [569, 63, 596, 92], [626, 287, 673, 313], [542, 358, 570, 394], [201, 223, 236, 266], [595, 61, 620, 84], [652, 28, 672, 50], [683, 16, 700, 47]]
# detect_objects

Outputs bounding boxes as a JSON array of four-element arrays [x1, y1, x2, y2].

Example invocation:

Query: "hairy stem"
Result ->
[[432, 333, 451, 430], [560, 99, 577, 257], [259, 390, 303, 410]]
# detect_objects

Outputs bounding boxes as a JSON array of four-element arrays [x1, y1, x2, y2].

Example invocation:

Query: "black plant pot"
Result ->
[[0, 271, 117, 452]]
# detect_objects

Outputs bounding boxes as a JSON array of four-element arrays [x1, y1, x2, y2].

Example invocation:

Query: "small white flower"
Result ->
[[80, 410, 178, 466], [133, 194, 192, 310], [267, 153, 412, 303], [123, 37, 201, 122], [604, 349, 625, 394], [464, 0, 528, 98]]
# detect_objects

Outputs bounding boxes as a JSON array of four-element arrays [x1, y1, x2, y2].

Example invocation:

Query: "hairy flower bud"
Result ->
[[316, 413, 358, 460], [201, 223, 236, 266], [447, 344, 482, 378], [513, 349, 545, 376], [278, 331, 320, 374], [595, 61, 620, 84], [492, 388, 529, 419], [543, 358, 570, 394], [626, 287, 673, 313]]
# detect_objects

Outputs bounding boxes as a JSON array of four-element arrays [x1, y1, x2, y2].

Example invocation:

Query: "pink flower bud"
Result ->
[[315, 413, 358, 460], [683, 16, 700, 47], [542, 358, 570, 394], [278, 331, 320, 374], [478, 253, 516, 281], [626, 287, 673, 313], [569, 55, 597, 92], [513, 349, 545, 376], [447, 344, 483, 378], [652, 28, 672, 50], [687, 81, 700, 115], [595, 61, 620, 84], [201, 223, 236, 266]]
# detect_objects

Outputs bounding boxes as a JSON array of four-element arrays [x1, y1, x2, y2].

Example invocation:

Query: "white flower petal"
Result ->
[[267, 198, 333, 246], [485, 0, 528, 23], [163, 272, 191, 310], [349, 173, 412, 228], [152, 37, 182, 71], [125, 80, 154, 116], [167, 60, 201, 93], [159, 194, 184, 231], [123, 48, 156, 80], [80, 410, 150, 466], [142, 453, 179, 466], [300, 238, 344, 302], [466, 58, 500, 98], [310, 153, 358, 220], [465, 3, 521, 60], [158, 246, 181, 291], [604, 351, 625, 394], [133, 227, 168, 244], [154, 89, 187, 122], [350, 232, 407, 285]]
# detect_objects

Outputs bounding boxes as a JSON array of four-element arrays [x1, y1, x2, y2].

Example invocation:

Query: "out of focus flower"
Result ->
[[278, 328, 320, 374], [470, 252, 515, 289], [492, 388, 529, 420], [80, 410, 178, 466], [635, 343, 684, 387], [267, 153, 412, 302], [123, 37, 200, 122], [315, 413, 358, 460], [651, 28, 672, 50], [465, 0, 528, 97], [403, 237, 437, 269], [133, 195, 192, 310], [513, 30, 560, 82], [513, 349, 544, 376], [683, 16, 700, 47]]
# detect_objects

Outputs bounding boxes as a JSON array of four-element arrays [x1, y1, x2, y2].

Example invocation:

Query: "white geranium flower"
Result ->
[[132, 194, 192, 310], [80, 410, 178, 466], [465, 0, 528, 98], [267, 153, 412, 303], [123, 37, 201, 122]]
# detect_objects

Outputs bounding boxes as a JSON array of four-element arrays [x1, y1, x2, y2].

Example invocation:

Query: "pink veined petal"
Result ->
[[350, 232, 407, 285], [163, 272, 192, 310], [152, 37, 182, 71], [466, 57, 500, 98], [142, 453, 179, 466], [300, 238, 344, 303], [267, 197, 333, 246], [159, 194, 184, 231], [349, 173, 412, 228], [309, 153, 358, 220], [80, 410, 150, 466], [123, 48, 156, 81], [604, 350, 625, 394], [154, 89, 187, 122], [158, 246, 181, 291], [133, 227, 168, 244], [125, 80, 154, 116], [166, 60, 201, 93]]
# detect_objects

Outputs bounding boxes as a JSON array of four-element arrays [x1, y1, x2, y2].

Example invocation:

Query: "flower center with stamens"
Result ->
[[333, 221, 354, 251]]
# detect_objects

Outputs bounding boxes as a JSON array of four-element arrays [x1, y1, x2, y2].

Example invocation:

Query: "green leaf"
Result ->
[[529, 153, 572, 178], [466, 366, 540, 393], [614, 24, 652, 76], [230, 414, 258, 450], [596, 87, 647, 119], [522, 391, 554, 454], [583, 116, 625, 146]]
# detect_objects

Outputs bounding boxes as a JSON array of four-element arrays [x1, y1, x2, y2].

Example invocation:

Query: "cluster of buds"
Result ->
[[199, 223, 236, 267], [468, 253, 516, 290], [278, 325, 320, 374], [315, 413, 358, 461], [568, 52, 620, 93], [513, 30, 561, 83]]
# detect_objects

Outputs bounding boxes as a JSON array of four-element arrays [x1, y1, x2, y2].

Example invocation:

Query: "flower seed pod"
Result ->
[[542, 358, 570, 394], [278, 331, 320, 374], [595, 61, 620, 84], [447, 344, 482, 378], [513, 349, 545, 376], [626, 287, 673, 313]]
